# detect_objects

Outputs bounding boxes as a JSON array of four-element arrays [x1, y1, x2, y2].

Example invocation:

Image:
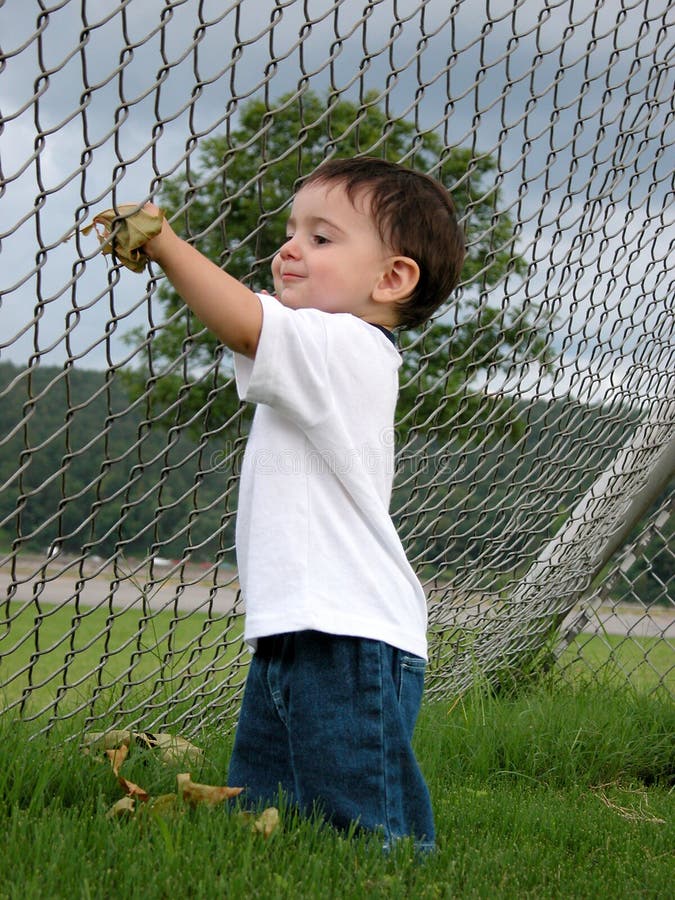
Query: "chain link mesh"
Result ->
[[1, 0, 673, 735]]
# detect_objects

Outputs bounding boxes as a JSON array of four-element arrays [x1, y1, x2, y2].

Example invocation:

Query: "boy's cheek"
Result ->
[[271, 254, 283, 296]]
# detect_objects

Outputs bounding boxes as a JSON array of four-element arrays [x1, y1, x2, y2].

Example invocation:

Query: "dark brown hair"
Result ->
[[301, 157, 465, 329]]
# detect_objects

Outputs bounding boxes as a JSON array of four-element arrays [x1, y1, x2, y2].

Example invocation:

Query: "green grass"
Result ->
[[2, 600, 673, 895], [1, 600, 247, 726], [1, 682, 673, 899], [557, 632, 674, 695]]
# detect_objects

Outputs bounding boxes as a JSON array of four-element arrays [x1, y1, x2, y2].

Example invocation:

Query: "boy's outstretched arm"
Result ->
[[142, 203, 263, 358]]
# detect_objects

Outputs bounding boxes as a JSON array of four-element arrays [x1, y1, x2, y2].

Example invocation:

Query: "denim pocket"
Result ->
[[397, 654, 426, 739]]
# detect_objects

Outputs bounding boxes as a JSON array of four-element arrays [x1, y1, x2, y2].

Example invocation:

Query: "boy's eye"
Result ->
[[313, 234, 329, 245]]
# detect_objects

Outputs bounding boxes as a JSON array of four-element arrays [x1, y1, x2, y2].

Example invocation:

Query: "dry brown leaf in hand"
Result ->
[[81, 204, 164, 273], [176, 772, 243, 807]]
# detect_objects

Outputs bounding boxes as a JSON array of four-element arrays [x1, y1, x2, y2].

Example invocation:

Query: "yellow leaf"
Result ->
[[144, 793, 181, 818], [106, 796, 136, 819], [81, 730, 132, 753], [82, 729, 202, 766], [253, 807, 280, 839], [135, 732, 204, 766], [176, 772, 243, 807]]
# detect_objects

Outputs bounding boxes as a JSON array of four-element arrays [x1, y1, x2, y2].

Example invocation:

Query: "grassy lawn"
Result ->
[[1, 600, 247, 729], [557, 631, 674, 695], [2, 600, 673, 897], [0, 683, 672, 898]]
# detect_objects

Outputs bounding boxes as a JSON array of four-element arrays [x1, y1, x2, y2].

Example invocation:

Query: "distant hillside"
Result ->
[[0, 361, 239, 563], [2, 360, 660, 604]]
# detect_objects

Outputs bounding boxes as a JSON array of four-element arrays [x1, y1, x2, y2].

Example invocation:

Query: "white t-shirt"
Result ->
[[233, 292, 428, 659]]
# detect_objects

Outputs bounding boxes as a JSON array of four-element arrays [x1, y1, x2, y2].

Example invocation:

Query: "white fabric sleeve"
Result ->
[[234, 292, 333, 430]]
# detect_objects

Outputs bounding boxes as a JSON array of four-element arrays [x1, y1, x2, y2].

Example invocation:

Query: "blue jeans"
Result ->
[[227, 630, 435, 850]]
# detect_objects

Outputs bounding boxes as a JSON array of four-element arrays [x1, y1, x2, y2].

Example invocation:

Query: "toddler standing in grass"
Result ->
[[134, 156, 464, 849]]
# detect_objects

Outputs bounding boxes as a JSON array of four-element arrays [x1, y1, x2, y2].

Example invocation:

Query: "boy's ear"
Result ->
[[372, 256, 420, 304]]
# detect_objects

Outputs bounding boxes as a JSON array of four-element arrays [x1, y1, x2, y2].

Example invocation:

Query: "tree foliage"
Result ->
[[124, 89, 547, 443]]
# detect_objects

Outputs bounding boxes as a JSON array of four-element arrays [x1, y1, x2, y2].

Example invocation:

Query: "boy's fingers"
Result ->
[[79, 203, 165, 273]]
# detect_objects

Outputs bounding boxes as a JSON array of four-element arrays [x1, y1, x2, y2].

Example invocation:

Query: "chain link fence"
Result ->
[[1, 0, 673, 736]]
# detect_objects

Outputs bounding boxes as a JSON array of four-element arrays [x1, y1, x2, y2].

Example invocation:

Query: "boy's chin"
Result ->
[[276, 291, 304, 310]]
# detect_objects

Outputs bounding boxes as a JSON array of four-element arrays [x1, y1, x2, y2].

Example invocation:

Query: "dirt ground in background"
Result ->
[[1, 552, 673, 636], [1, 552, 240, 615]]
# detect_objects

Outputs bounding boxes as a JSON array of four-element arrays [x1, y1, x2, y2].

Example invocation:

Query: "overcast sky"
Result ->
[[1, 0, 672, 405]]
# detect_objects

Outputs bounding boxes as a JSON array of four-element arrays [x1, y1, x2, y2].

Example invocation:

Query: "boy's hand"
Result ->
[[139, 202, 179, 265], [83, 201, 262, 357], [82, 203, 166, 273]]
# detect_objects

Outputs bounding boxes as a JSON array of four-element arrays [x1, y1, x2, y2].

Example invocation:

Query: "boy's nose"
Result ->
[[279, 235, 300, 259]]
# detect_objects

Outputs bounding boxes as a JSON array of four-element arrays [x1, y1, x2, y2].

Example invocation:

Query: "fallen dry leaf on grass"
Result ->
[[86, 730, 247, 821], [82, 729, 203, 766], [118, 775, 150, 802], [253, 807, 280, 839], [102, 741, 149, 802], [105, 744, 128, 776], [106, 796, 136, 819], [237, 807, 281, 839], [80, 204, 165, 273], [177, 772, 243, 807], [134, 731, 204, 765], [82, 730, 133, 753], [145, 793, 181, 818]]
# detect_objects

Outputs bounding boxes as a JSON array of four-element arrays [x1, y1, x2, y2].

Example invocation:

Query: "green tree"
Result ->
[[124, 89, 547, 444]]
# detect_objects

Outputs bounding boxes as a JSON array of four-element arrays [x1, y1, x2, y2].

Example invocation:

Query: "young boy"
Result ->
[[140, 157, 465, 849]]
